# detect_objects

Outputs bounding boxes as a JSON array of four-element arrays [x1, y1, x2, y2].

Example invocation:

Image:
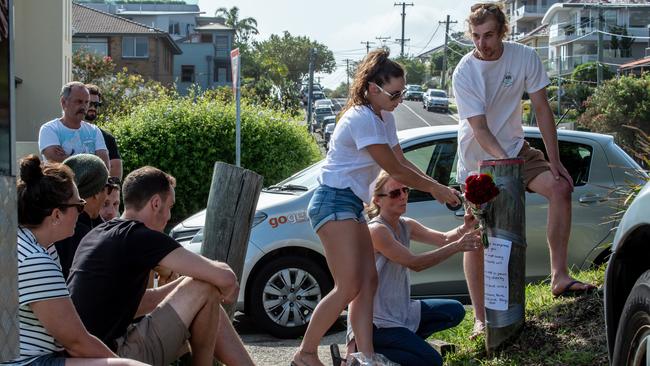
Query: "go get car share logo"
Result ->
[[269, 210, 309, 228]]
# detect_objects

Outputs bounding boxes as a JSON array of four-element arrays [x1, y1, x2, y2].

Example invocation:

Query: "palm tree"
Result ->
[[215, 6, 259, 46]]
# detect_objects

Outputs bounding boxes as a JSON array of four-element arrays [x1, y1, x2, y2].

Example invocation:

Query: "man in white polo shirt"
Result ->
[[38, 81, 110, 169], [452, 2, 596, 337]]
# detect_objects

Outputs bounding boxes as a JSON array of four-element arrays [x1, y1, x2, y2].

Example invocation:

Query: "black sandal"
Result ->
[[330, 344, 346, 366]]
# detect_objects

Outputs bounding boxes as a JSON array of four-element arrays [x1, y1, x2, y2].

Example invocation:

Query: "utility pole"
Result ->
[[439, 14, 458, 90], [361, 40, 376, 54], [343, 58, 353, 95], [376, 36, 391, 48], [394, 2, 414, 57], [306, 48, 316, 132], [596, 1, 603, 86]]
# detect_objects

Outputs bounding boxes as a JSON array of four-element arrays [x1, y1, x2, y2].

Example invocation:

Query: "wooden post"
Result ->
[[479, 158, 526, 353], [201, 162, 263, 319]]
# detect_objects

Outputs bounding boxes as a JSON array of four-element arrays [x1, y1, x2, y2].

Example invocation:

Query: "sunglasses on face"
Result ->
[[370, 82, 407, 101], [59, 199, 87, 214], [378, 187, 410, 199], [89, 101, 102, 108]]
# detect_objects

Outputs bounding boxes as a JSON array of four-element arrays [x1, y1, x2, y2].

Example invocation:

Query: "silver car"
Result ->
[[423, 89, 449, 113], [170, 125, 641, 338]]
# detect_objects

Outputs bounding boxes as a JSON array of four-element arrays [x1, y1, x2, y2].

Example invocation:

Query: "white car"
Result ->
[[171, 126, 642, 338], [604, 179, 650, 365], [423, 89, 449, 113]]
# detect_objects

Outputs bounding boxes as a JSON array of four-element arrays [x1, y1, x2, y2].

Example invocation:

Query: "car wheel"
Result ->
[[250, 255, 333, 339], [612, 269, 650, 366]]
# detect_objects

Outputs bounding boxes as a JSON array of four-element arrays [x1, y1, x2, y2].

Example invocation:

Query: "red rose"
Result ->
[[465, 173, 499, 205]]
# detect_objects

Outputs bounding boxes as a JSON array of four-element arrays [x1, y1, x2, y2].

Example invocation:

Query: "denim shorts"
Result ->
[[308, 184, 366, 232], [29, 353, 66, 366]]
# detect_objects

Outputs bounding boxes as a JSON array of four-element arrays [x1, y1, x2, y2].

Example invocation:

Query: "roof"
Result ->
[[619, 56, 650, 70], [115, 11, 201, 15], [517, 23, 549, 43], [194, 23, 234, 32], [72, 2, 182, 54], [415, 44, 445, 59]]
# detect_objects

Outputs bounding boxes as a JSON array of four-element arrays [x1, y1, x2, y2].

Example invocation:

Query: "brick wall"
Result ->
[[108, 35, 175, 86]]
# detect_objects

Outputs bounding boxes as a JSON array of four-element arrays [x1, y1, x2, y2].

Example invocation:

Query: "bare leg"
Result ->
[[528, 171, 595, 295], [65, 359, 148, 366], [463, 247, 485, 332], [212, 306, 255, 366], [160, 277, 221, 366], [293, 220, 378, 366]]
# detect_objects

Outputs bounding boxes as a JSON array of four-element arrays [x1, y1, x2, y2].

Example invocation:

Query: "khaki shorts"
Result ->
[[518, 141, 551, 189], [115, 302, 190, 365]]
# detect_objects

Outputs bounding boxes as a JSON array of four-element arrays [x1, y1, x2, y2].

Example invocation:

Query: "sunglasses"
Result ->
[[471, 3, 499, 12], [378, 187, 410, 199], [59, 199, 87, 214], [89, 101, 102, 108], [370, 82, 407, 101]]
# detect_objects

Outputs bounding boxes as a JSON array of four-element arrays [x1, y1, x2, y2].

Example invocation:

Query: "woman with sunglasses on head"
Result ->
[[7, 155, 146, 366], [293, 49, 461, 366], [345, 172, 481, 366], [53, 154, 115, 280]]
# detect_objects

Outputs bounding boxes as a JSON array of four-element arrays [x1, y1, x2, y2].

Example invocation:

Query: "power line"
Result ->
[[439, 15, 459, 90], [416, 23, 442, 55], [361, 40, 376, 54]]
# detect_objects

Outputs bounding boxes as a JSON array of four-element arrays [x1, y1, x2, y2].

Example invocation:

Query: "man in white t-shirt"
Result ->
[[452, 2, 596, 337], [38, 81, 110, 169]]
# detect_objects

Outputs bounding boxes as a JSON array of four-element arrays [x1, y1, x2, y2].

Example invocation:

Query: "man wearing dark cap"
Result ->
[[54, 153, 118, 279]]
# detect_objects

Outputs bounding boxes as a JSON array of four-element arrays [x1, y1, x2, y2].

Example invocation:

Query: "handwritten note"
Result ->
[[484, 237, 512, 311]]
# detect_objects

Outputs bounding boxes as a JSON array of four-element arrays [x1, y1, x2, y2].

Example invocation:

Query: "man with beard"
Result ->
[[452, 2, 596, 339], [85, 84, 122, 179], [38, 81, 110, 169]]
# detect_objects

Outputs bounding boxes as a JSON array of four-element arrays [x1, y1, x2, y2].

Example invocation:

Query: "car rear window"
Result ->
[[526, 138, 593, 186]]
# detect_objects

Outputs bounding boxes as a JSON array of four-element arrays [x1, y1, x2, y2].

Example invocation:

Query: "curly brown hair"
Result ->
[[341, 48, 405, 115]]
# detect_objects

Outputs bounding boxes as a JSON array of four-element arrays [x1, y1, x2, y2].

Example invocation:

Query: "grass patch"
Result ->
[[436, 266, 608, 366], [449, 104, 458, 114]]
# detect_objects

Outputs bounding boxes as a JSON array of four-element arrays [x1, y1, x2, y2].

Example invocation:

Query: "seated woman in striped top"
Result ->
[[4, 155, 145, 366]]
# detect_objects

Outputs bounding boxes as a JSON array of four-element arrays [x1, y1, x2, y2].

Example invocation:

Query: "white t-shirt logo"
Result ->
[[503, 72, 513, 87]]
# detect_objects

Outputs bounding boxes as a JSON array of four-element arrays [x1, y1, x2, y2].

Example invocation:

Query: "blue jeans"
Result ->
[[308, 185, 366, 232], [373, 299, 465, 366]]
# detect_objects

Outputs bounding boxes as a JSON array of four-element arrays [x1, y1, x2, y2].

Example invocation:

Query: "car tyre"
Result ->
[[250, 255, 333, 339], [612, 269, 650, 366]]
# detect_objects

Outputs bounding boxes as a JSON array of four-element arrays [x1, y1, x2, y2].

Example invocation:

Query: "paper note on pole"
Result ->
[[230, 48, 240, 93], [484, 237, 512, 311]]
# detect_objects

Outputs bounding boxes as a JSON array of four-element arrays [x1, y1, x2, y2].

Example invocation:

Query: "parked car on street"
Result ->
[[171, 126, 641, 338], [314, 98, 334, 109], [323, 122, 336, 148], [313, 106, 334, 127], [404, 84, 424, 101], [320, 115, 336, 134], [604, 179, 650, 365], [423, 89, 449, 113]]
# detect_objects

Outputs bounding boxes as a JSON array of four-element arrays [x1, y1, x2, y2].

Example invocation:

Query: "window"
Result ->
[[403, 138, 458, 202], [168, 22, 180, 35], [526, 138, 593, 186], [122, 37, 148, 58], [214, 60, 231, 82], [201, 33, 213, 43], [72, 38, 108, 56], [215, 36, 229, 58], [629, 10, 650, 28], [181, 65, 195, 83]]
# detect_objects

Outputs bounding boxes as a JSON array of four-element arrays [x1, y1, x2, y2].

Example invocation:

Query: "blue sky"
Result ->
[[198, 0, 477, 89]]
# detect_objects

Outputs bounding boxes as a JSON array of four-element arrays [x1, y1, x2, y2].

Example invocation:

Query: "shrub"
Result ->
[[578, 74, 650, 150], [106, 94, 322, 222], [72, 47, 116, 84], [572, 62, 614, 83]]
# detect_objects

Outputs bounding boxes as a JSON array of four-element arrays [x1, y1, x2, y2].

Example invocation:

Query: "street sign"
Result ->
[[230, 48, 241, 167], [230, 48, 240, 94]]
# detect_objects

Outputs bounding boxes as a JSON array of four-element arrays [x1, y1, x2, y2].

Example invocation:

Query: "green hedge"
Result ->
[[106, 94, 322, 222]]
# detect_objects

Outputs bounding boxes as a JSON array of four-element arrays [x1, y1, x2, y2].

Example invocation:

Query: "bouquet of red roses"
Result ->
[[464, 173, 500, 248]]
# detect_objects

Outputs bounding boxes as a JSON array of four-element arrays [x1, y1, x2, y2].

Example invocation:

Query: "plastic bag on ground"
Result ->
[[348, 352, 400, 366]]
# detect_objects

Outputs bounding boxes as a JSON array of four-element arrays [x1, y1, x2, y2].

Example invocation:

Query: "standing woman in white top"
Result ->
[[7, 155, 145, 366], [292, 49, 461, 366]]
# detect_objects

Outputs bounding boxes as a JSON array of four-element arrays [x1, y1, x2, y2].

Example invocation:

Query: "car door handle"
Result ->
[[454, 210, 465, 217], [579, 194, 607, 203]]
